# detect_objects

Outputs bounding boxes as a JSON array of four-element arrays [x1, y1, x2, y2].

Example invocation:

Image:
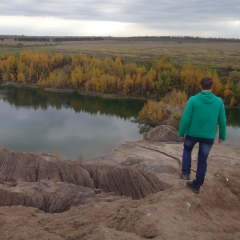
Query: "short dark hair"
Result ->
[[201, 76, 213, 90]]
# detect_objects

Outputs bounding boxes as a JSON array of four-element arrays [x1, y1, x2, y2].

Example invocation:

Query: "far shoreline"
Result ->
[[1, 81, 240, 109], [0, 81, 147, 101]]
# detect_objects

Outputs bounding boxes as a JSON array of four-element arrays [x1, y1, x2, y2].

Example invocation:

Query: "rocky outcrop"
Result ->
[[143, 125, 182, 142], [0, 147, 170, 212]]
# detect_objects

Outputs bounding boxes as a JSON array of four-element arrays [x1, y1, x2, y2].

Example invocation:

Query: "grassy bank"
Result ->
[[1, 36, 240, 69]]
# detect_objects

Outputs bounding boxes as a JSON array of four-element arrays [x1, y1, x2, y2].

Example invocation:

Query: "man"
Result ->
[[178, 76, 226, 193]]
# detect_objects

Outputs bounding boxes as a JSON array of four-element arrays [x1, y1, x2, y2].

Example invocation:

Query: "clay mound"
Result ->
[[0, 147, 170, 212], [82, 164, 170, 199], [143, 125, 181, 142], [0, 147, 94, 187], [0, 180, 101, 213]]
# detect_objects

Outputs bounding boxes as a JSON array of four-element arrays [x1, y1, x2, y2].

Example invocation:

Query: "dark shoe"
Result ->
[[179, 173, 190, 180], [186, 181, 200, 194]]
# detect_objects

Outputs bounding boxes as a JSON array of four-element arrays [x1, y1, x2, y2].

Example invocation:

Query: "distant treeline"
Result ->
[[0, 51, 239, 106], [12, 37, 104, 42], [0, 35, 240, 43], [109, 36, 240, 43]]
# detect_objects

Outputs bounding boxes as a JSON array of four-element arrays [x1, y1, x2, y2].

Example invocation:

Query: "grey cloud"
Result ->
[[1, 0, 240, 23], [0, 0, 240, 38], [125, 0, 240, 23]]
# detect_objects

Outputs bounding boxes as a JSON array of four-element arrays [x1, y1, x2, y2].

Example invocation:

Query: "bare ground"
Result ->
[[0, 138, 239, 240]]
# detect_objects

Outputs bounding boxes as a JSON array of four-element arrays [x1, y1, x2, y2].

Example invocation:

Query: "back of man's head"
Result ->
[[201, 77, 213, 90]]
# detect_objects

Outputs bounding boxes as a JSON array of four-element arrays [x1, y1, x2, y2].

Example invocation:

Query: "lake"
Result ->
[[0, 87, 239, 160], [0, 87, 145, 160]]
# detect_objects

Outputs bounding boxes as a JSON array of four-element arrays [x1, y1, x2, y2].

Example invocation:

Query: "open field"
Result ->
[[1, 36, 240, 69]]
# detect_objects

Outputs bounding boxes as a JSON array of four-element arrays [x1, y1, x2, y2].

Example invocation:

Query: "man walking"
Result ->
[[178, 76, 226, 193]]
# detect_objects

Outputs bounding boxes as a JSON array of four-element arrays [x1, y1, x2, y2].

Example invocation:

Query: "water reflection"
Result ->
[[0, 87, 144, 160], [226, 108, 240, 128], [224, 108, 240, 146], [2, 87, 143, 119]]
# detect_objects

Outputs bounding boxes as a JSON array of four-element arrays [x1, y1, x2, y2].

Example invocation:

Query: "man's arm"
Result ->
[[178, 98, 193, 138], [218, 100, 227, 142]]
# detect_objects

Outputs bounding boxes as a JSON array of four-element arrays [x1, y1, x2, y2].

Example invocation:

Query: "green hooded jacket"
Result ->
[[178, 92, 226, 140]]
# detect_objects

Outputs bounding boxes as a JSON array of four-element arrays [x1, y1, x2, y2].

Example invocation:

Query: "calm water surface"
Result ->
[[223, 108, 240, 145], [0, 87, 239, 160], [0, 87, 144, 160]]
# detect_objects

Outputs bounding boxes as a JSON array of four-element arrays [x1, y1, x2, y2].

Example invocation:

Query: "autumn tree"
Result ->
[[137, 89, 187, 125], [152, 55, 180, 97], [70, 66, 84, 89], [38, 69, 69, 88], [0, 55, 17, 81], [138, 100, 168, 124], [112, 56, 124, 79], [162, 89, 187, 107], [123, 74, 134, 95], [145, 68, 157, 97]]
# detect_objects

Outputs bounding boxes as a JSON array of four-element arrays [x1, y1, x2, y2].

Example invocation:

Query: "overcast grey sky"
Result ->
[[0, 0, 240, 38]]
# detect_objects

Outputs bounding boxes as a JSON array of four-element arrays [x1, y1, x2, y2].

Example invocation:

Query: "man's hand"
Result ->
[[218, 139, 224, 143], [180, 136, 185, 141]]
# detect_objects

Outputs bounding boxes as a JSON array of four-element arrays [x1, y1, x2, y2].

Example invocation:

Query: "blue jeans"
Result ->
[[182, 135, 214, 189]]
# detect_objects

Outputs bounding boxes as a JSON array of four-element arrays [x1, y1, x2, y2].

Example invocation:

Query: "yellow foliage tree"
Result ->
[[123, 74, 134, 95], [17, 72, 26, 83], [70, 66, 84, 89], [162, 89, 187, 107], [229, 97, 236, 107], [224, 85, 232, 98], [138, 100, 168, 123], [211, 71, 223, 95]]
